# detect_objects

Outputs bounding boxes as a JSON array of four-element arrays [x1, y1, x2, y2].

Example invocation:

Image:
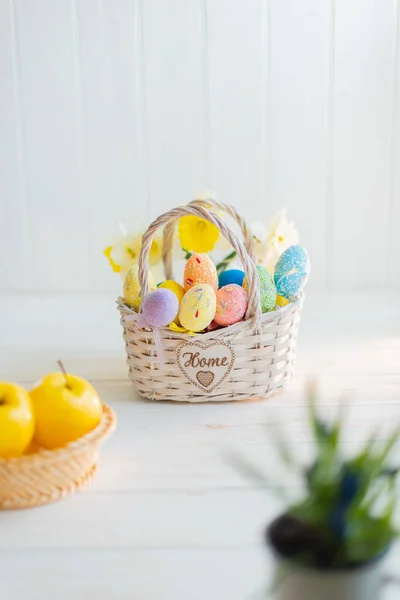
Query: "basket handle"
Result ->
[[138, 204, 261, 324], [162, 197, 255, 280]]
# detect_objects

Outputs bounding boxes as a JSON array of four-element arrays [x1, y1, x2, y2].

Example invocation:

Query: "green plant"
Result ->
[[237, 383, 400, 568]]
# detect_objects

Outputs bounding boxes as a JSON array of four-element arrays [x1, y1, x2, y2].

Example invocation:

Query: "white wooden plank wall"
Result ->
[[268, 0, 331, 287], [1, 0, 400, 293], [207, 0, 264, 220], [143, 0, 206, 219], [332, 0, 398, 289]]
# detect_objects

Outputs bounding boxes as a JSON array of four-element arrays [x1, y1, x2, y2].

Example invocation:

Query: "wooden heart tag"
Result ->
[[196, 371, 214, 387], [176, 341, 235, 393]]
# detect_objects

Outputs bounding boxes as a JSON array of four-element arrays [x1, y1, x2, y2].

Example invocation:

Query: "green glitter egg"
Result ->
[[242, 265, 276, 313]]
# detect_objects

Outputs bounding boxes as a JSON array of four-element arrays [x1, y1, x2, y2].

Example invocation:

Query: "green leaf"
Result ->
[[227, 452, 290, 501], [265, 424, 299, 470], [215, 250, 237, 273], [344, 515, 396, 563], [289, 498, 328, 526], [376, 427, 400, 469], [307, 382, 340, 457], [351, 434, 378, 471]]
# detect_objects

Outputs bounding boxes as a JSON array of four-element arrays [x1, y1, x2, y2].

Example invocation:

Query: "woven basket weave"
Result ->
[[118, 200, 304, 402], [0, 403, 116, 510]]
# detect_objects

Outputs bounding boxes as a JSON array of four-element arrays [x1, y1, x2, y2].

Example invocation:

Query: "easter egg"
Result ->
[[142, 288, 179, 328], [184, 253, 218, 292], [243, 265, 276, 313], [207, 320, 221, 332], [158, 280, 185, 325], [218, 269, 245, 288], [274, 245, 310, 300], [123, 265, 156, 310], [214, 284, 248, 327], [179, 284, 216, 332], [158, 280, 185, 302]]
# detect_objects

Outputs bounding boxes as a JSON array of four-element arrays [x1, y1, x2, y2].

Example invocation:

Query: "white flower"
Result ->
[[267, 209, 299, 254], [197, 189, 217, 202], [250, 220, 268, 243], [104, 223, 162, 280], [250, 209, 299, 271], [109, 232, 139, 269]]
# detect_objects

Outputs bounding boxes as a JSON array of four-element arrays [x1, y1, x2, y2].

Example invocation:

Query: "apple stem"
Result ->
[[0, 398, 5, 406], [57, 360, 71, 389]]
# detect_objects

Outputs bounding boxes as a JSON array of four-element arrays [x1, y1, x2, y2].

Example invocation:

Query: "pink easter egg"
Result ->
[[207, 320, 221, 332], [142, 288, 179, 328], [214, 284, 248, 327]]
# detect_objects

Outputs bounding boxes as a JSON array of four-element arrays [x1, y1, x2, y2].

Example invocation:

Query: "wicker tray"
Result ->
[[0, 402, 116, 510], [118, 200, 304, 402]]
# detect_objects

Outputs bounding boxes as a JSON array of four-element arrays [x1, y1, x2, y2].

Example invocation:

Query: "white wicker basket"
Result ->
[[118, 200, 304, 402]]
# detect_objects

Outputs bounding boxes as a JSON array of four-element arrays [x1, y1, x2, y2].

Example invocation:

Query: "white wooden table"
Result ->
[[1, 291, 400, 599]]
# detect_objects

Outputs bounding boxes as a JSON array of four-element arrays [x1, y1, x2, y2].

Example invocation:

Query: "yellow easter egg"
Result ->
[[123, 265, 156, 310], [184, 253, 218, 292], [179, 284, 216, 332], [276, 294, 289, 308], [158, 280, 185, 325]]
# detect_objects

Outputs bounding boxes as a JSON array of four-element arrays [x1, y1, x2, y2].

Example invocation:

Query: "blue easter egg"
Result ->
[[218, 269, 245, 288], [274, 245, 310, 300]]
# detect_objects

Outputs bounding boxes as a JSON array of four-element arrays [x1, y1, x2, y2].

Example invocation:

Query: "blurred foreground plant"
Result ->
[[235, 383, 400, 569]]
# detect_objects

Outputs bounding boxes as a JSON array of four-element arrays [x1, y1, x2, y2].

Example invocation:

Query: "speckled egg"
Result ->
[[214, 284, 248, 327], [158, 280, 185, 325], [218, 269, 245, 289], [274, 245, 310, 300], [184, 253, 218, 292], [123, 265, 156, 310], [243, 265, 276, 313], [179, 284, 216, 332], [207, 320, 221, 332], [142, 288, 179, 327]]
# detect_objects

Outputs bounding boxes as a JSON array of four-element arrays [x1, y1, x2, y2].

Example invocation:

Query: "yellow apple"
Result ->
[[0, 382, 35, 459], [29, 371, 102, 450]]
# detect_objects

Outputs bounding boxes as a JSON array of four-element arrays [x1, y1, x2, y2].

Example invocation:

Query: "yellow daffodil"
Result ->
[[178, 215, 219, 253], [169, 322, 196, 336], [251, 209, 299, 271], [197, 190, 231, 251], [103, 246, 121, 273], [147, 236, 163, 265], [104, 227, 163, 277]]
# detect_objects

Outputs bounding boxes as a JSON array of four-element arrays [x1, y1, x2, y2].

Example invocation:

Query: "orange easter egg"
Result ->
[[184, 253, 218, 292]]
